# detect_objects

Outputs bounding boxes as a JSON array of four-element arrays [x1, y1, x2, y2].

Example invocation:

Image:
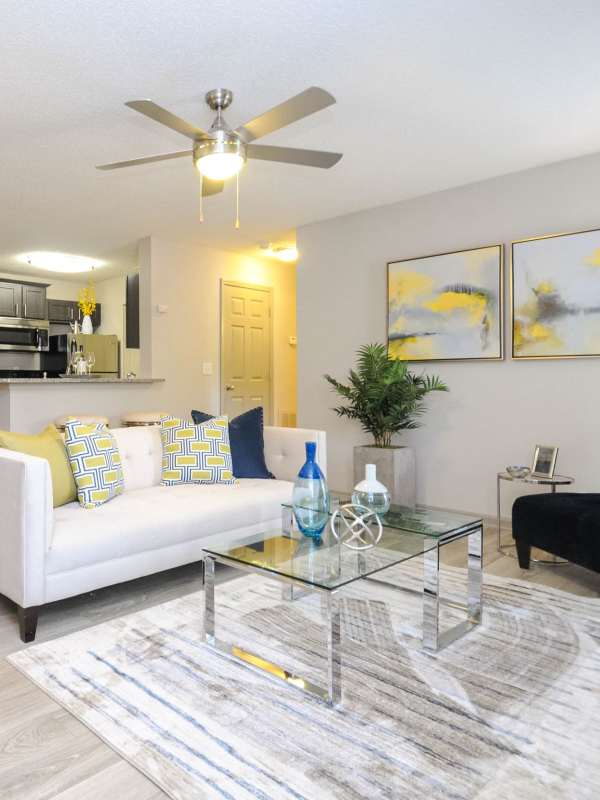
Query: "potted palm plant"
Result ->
[[325, 343, 448, 506]]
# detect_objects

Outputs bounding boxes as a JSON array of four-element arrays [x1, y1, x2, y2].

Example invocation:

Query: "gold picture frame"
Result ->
[[511, 225, 600, 359], [387, 243, 504, 362]]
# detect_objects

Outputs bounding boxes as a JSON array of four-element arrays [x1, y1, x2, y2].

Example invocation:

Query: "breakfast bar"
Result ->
[[0, 378, 165, 433]]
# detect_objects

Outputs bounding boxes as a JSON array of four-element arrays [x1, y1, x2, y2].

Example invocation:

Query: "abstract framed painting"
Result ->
[[387, 244, 503, 362], [512, 227, 600, 359]]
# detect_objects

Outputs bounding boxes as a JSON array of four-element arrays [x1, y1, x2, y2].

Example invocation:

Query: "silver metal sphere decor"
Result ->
[[330, 504, 383, 551]]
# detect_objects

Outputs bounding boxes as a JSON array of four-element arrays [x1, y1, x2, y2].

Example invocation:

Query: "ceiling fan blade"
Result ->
[[96, 149, 193, 170], [125, 100, 208, 141], [246, 144, 342, 169], [235, 87, 336, 143], [202, 179, 224, 196]]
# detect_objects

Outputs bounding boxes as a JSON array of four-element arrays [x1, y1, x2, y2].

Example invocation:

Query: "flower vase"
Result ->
[[81, 314, 93, 334], [292, 441, 329, 538]]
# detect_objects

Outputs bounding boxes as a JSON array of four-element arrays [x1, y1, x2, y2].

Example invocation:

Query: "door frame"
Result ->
[[220, 280, 274, 424]]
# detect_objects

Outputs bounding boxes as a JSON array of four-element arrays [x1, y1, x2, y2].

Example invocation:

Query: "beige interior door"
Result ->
[[221, 281, 272, 423]]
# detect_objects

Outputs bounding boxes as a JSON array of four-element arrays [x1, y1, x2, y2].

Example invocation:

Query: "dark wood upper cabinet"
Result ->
[[22, 284, 47, 319], [0, 282, 21, 317], [91, 303, 101, 329], [47, 299, 74, 323], [126, 273, 140, 349], [0, 280, 47, 319]]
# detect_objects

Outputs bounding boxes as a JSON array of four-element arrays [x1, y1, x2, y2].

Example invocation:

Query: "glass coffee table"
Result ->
[[202, 502, 483, 706]]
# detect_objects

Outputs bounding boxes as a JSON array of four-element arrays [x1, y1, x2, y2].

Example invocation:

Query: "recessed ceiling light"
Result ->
[[259, 244, 299, 262], [18, 252, 105, 274]]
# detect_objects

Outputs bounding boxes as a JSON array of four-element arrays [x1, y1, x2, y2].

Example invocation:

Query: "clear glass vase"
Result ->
[[292, 441, 329, 539]]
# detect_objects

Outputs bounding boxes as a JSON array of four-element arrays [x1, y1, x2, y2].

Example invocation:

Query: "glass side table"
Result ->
[[497, 472, 574, 564]]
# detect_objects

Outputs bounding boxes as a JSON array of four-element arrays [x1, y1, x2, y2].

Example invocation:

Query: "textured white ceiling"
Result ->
[[2, 0, 600, 278]]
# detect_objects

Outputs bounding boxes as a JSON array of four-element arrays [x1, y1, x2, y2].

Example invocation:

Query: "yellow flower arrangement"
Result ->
[[78, 285, 96, 317]]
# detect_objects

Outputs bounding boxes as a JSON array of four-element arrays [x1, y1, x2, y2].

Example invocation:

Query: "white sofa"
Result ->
[[0, 425, 326, 642]]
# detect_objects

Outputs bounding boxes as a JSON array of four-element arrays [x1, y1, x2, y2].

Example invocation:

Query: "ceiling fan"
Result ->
[[96, 86, 342, 223]]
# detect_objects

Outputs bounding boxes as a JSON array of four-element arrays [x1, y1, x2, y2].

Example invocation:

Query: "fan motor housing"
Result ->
[[193, 131, 246, 165]]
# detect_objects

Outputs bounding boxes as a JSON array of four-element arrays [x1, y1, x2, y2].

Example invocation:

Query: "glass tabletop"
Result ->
[[285, 498, 482, 538], [203, 503, 482, 591]]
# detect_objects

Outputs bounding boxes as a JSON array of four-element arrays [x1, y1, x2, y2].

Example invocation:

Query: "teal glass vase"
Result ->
[[292, 441, 329, 538]]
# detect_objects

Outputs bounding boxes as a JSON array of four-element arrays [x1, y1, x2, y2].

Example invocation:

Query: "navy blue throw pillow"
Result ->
[[191, 406, 275, 479]]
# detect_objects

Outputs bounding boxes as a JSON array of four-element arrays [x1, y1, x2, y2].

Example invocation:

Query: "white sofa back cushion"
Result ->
[[110, 424, 328, 493], [112, 426, 162, 492]]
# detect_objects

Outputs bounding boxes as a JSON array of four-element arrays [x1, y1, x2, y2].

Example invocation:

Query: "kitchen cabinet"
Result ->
[[0, 282, 21, 317], [126, 273, 140, 348], [22, 284, 47, 319], [47, 299, 74, 323], [90, 303, 101, 329], [0, 281, 47, 319], [48, 299, 101, 329]]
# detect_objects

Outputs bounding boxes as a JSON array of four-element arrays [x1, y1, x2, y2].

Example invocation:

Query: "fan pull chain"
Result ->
[[235, 171, 240, 229], [199, 174, 204, 223]]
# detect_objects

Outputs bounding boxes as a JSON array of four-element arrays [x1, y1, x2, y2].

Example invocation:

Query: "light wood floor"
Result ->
[[0, 525, 598, 799]]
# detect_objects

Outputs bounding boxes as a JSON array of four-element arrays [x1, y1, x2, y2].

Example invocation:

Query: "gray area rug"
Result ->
[[8, 564, 600, 799]]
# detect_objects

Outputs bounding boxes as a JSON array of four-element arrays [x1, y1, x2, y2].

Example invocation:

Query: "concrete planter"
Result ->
[[353, 445, 416, 509]]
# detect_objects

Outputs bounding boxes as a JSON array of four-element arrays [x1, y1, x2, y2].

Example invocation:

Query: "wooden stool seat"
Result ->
[[55, 415, 109, 431], [121, 411, 167, 427]]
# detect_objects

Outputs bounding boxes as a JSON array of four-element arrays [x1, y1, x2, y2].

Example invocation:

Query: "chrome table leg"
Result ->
[[423, 543, 440, 651], [468, 525, 483, 624], [204, 556, 215, 645], [326, 592, 342, 706]]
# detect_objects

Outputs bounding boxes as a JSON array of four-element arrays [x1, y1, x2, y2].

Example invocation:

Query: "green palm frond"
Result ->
[[324, 343, 448, 447]]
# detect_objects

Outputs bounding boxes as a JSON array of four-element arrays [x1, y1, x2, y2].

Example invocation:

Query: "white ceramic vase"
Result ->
[[81, 314, 93, 334], [351, 463, 391, 516]]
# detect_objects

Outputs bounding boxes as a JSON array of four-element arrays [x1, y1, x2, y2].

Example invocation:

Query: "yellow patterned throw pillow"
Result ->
[[160, 415, 236, 486], [64, 419, 124, 509]]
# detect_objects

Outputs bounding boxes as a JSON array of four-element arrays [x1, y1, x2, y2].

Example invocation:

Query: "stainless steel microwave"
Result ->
[[0, 318, 49, 351]]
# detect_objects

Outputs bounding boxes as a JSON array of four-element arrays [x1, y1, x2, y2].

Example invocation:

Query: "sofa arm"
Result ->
[[264, 426, 327, 483], [0, 449, 53, 607]]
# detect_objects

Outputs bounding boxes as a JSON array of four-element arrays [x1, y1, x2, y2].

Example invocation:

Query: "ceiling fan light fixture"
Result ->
[[193, 135, 246, 181], [196, 152, 244, 181]]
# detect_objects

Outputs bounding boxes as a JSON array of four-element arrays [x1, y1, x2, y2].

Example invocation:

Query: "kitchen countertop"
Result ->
[[0, 377, 164, 384]]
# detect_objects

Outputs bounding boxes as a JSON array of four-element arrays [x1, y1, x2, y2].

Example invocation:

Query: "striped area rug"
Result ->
[[8, 564, 600, 799]]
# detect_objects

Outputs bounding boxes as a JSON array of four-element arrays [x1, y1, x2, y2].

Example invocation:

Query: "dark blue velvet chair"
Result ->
[[512, 493, 600, 572]]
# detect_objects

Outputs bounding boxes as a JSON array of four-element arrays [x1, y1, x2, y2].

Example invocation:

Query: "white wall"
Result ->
[[139, 237, 297, 424], [297, 151, 600, 516]]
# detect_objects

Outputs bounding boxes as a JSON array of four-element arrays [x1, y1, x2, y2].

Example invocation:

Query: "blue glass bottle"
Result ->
[[292, 441, 329, 538]]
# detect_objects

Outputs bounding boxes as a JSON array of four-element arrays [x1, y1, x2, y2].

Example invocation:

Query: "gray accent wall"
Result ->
[[297, 150, 600, 516]]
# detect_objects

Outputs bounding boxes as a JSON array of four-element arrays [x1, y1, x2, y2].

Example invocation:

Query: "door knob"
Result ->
[[225, 384, 235, 391]]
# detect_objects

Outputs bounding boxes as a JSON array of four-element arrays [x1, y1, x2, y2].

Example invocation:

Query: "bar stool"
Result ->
[[54, 415, 110, 432], [121, 411, 167, 427]]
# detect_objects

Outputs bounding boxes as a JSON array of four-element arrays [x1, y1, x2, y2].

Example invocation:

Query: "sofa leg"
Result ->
[[515, 539, 531, 570], [17, 605, 39, 643]]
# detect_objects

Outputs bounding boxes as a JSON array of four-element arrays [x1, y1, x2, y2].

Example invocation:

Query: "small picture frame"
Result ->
[[531, 445, 558, 478]]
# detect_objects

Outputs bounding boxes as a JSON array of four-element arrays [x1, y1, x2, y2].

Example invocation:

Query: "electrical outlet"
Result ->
[[202, 362, 213, 375]]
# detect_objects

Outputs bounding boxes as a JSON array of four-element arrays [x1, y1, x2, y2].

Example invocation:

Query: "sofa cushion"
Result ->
[[160, 416, 235, 486], [192, 407, 275, 480], [64, 420, 124, 509], [112, 426, 162, 492], [0, 424, 76, 507], [47, 479, 293, 575]]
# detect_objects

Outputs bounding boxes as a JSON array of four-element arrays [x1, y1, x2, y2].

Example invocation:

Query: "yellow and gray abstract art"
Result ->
[[512, 228, 600, 359], [388, 245, 502, 361]]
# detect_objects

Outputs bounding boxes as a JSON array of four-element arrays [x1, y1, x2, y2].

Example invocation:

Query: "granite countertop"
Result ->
[[0, 377, 164, 384]]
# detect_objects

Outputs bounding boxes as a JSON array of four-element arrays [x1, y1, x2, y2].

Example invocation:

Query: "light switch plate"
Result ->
[[156, 304, 169, 314], [202, 362, 213, 375]]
